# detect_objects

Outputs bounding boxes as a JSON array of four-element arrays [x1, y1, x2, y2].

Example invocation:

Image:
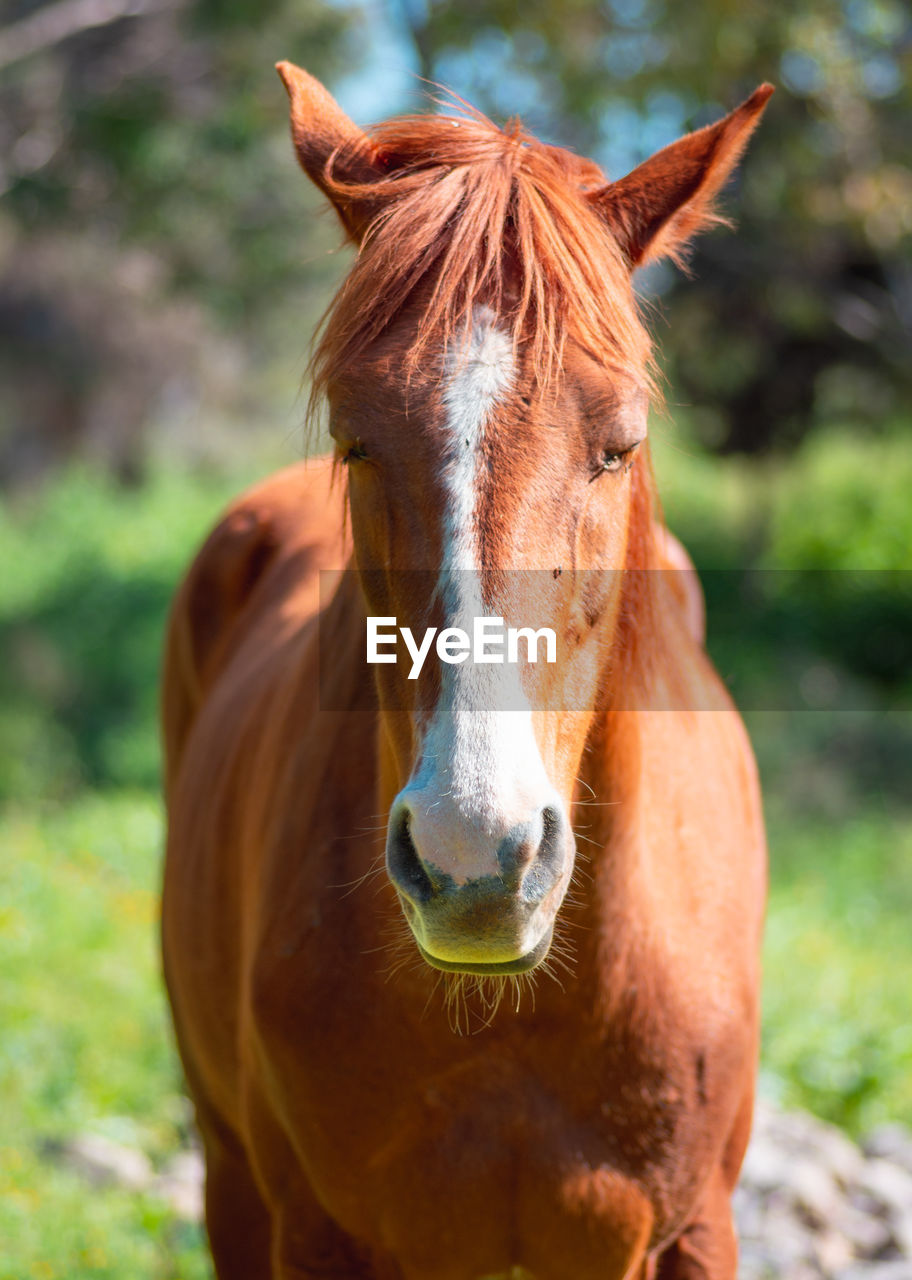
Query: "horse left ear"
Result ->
[[276, 61, 385, 240], [587, 84, 774, 268]]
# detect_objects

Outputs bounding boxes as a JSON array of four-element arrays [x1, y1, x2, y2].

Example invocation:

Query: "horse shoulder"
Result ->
[[161, 457, 345, 792]]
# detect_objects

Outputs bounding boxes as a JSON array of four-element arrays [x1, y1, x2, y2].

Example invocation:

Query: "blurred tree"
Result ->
[[391, 0, 912, 452], [0, 0, 352, 484]]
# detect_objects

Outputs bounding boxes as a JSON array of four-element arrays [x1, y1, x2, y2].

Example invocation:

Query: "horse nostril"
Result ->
[[540, 805, 563, 874], [496, 804, 568, 891], [513, 804, 566, 902], [386, 804, 436, 903]]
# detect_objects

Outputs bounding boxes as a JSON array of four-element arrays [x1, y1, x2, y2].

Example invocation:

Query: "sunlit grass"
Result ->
[[0, 792, 210, 1278], [762, 804, 912, 1132]]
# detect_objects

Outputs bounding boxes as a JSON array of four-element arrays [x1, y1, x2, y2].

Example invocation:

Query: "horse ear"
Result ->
[[276, 61, 383, 241], [587, 84, 774, 268]]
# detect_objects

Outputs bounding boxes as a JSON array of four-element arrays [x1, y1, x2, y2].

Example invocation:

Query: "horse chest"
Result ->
[[251, 937, 734, 1275]]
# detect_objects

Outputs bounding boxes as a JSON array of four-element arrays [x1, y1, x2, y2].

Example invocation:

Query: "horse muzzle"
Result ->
[[385, 795, 573, 974]]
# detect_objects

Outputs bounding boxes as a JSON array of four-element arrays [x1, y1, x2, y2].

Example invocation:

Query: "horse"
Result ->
[[161, 63, 772, 1280]]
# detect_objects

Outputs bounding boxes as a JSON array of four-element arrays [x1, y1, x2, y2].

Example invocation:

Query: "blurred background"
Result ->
[[1, 0, 910, 1274]]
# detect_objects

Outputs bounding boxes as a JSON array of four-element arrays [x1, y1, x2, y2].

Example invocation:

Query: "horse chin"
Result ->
[[414, 926, 554, 976]]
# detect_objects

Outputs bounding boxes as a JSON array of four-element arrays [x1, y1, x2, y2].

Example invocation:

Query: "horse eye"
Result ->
[[598, 443, 638, 475], [340, 439, 369, 464]]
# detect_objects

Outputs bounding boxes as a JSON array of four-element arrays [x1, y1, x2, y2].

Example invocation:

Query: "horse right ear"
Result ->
[[276, 61, 385, 241]]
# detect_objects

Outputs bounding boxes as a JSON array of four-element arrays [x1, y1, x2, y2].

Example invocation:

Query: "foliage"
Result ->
[[0, 461, 270, 801], [765, 426, 912, 571], [1, 0, 349, 318], [0, 0, 350, 483], [653, 423, 912, 717]]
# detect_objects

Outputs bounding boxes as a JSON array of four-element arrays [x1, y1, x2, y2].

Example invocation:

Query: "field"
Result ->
[[1, 426, 910, 1277]]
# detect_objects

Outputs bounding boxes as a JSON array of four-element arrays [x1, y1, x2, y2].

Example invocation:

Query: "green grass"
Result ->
[[0, 793, 210, 1279], [762, 802, 912, 1132], [1, 431, 910, 1275]]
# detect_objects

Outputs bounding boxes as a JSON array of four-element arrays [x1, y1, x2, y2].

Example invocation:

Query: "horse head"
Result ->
[[278, 63, 771, 976]]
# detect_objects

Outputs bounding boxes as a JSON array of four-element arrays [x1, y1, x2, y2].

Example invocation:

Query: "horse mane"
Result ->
[[308, 102, 656, 411]]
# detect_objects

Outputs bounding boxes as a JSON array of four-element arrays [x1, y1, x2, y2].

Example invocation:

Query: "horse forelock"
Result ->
[[306, 103, 656, 424]]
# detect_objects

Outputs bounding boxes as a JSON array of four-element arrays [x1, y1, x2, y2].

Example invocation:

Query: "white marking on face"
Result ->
[[400, 308, 564, 896], [439, 306, 514, 577]]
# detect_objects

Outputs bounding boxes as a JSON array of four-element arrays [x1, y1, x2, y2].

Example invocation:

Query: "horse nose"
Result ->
[[386, 797, 566, 904]]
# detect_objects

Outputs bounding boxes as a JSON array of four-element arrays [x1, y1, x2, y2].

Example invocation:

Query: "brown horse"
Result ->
[[162, 65, 771, 1280]]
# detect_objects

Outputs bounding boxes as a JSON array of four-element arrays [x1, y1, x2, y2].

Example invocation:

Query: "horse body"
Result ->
[[162, 68, 771, 1279]]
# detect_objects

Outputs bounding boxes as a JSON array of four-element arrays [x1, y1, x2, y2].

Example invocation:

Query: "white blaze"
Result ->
[[402, 308, 560, 878], [439, 306, 515, 579]]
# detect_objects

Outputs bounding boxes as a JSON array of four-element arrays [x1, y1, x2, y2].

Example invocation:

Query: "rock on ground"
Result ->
[[737, 1101, 912, 1278]]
